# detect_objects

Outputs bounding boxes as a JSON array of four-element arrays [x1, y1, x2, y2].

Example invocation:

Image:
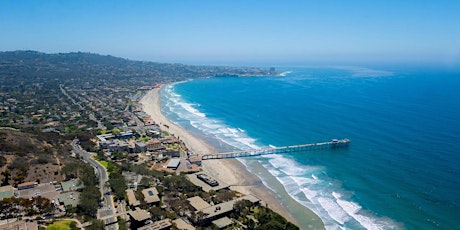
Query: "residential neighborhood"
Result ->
[[0, 51, 294, 230]]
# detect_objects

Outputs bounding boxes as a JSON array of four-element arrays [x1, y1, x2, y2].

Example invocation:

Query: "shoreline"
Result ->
[[140, 85, 324, 229]]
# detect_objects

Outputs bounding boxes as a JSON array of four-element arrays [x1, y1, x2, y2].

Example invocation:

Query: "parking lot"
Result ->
[[18, 183, 60, 201]]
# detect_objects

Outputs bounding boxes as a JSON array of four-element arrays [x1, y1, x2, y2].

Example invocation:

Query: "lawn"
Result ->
[[46, 220, 76, 230], [98, 160, 109, 168]]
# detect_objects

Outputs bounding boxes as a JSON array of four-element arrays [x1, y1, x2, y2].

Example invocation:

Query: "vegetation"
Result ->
[[46, 220, 78, 230], [0, 50, 297, 229], [61, 162, 100, 217], [85, 219, 105, 230], [0, 197, 54, 219], [231, 200, 299, 230], [108, 171, 127, 200], [118, 217, 129, 230]]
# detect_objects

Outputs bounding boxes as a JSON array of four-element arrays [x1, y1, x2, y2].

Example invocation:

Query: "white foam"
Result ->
[[177, 102, 206, 118], [267, 155, 312, 176], [291, 176, 318, 186], [164, 84, 264, 152], [318, 197, 351, 225], [163, 83, 399, 230], [279, 71, 293, 76]]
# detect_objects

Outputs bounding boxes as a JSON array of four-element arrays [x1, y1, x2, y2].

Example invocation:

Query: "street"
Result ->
[[71, 139, 118, 230]]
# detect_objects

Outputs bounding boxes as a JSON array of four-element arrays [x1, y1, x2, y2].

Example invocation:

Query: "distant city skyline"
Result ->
[[1, 0, 459, 66]]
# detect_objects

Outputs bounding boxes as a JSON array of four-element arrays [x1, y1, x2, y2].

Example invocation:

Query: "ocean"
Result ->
[[160, 66, 460, 229]]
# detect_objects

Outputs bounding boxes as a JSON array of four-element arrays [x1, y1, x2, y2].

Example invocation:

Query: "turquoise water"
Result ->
[[160, 66, 460, 229]]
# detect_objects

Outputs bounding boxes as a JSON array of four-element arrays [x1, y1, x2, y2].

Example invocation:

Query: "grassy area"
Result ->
[[46, 220, 76, 230], [98, 160, 109, 168]]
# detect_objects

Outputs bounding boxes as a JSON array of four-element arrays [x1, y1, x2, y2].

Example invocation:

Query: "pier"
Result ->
[[201, 139, 350, 160]]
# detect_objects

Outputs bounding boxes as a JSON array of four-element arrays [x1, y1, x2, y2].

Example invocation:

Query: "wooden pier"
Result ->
[[201, 139, 350, 160]]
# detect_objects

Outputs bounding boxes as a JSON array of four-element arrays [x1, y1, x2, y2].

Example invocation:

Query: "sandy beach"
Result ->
[[140, 86, 324, 229]]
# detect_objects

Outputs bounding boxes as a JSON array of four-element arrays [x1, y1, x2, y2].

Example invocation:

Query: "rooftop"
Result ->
[[129, 208, 151, 222], [212, 217, 233, 229], [197, 195, 260, 221], [166, 158, 181, 168], [187, 196, 211, 211], [141, 187, 160, 204], [172, 218, 195, 230], [138, 219, 172, 230], [126, 189, 140, 206], [186, 173, 229, 192]]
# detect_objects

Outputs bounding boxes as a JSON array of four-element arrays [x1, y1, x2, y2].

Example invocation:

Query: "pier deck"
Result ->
[[201, 139, 350, 160]]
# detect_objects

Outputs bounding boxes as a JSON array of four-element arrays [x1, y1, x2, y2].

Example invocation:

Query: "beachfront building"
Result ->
[[188, 155, 202, 166], [146, 139, 162, 151], [191, 195, 260, 225], [166, 158, 181, 170]]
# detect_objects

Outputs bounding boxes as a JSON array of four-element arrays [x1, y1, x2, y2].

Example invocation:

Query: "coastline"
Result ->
[[140, 85, 324, 229]]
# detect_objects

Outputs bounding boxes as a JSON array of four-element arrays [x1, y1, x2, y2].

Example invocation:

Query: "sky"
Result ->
[[1, 0, 460, 66]]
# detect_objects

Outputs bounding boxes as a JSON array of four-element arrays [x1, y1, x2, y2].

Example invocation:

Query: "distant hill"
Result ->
[[0, 50, 274, 82]]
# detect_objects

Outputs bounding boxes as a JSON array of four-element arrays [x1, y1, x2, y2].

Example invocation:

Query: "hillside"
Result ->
[[0, 129, 78, 186], [0, 50, 275, 84]]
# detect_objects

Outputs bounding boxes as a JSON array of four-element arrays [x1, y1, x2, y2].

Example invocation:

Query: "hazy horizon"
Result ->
[[1, 1, 459, 67]]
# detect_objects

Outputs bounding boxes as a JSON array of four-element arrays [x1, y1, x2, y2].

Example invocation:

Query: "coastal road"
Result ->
[[71, 139, 118, 230]]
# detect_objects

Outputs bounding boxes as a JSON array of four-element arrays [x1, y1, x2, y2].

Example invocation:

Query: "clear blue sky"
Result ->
[[1, 0, 459, 66]]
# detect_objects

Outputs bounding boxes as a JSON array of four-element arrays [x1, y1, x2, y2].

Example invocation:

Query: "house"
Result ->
[[141, 187, 160, 205], [162, 149, 180, 158], [166, 158, 181, 170], [187, 196, 211, 211], [188, 155, 202, 166], [146, 139, 162, 151], [160, 136, 180, 145], [126, 189, 140, 207], [135, 141, 147, 152], [192, 195, 260, 225]]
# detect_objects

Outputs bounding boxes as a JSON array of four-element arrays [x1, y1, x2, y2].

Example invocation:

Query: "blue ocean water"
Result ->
[[160, 66, 460, 229]]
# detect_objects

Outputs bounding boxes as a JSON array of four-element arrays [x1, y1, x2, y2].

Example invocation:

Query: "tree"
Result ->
[[118, 217, 129, 230], [78, 185, 100, 216], [108, 172, 127, 200], [86, 220, 105, 230], [1, 170, 11, 186], [69, 221, 78, 230]]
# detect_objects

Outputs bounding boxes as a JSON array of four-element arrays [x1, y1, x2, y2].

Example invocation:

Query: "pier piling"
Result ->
[[201, 139, 350, 160]]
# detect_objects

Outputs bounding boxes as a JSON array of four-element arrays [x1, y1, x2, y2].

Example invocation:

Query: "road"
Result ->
[[71, 139, 118, 230]]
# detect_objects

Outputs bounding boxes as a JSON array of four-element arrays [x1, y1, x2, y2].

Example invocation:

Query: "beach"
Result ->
[[139, 86, 322, 228]]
